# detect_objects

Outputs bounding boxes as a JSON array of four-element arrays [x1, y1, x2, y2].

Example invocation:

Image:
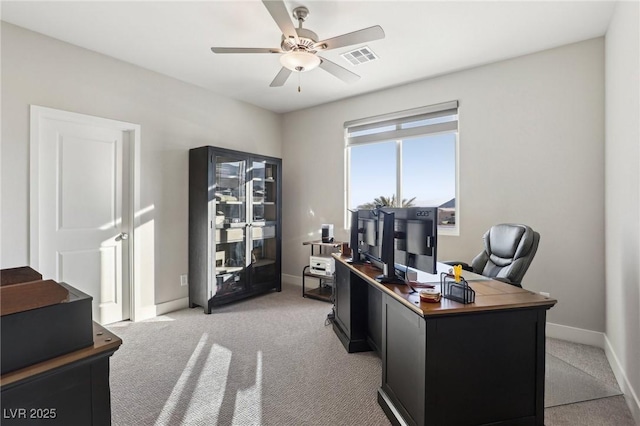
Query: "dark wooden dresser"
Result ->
[[1, 267, 122, 425]]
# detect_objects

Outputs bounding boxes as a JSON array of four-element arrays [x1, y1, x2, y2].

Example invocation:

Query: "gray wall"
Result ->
[[1, 22, 283, 307], [605, 1, 640, 420], [282, 38, 605, 333]]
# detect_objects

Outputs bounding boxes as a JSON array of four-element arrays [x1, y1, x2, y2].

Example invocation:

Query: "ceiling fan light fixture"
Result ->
[[280, 51, 320, 72]]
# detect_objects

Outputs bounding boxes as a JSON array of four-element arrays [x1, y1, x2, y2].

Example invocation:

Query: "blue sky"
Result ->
[[349, 133, 456, 209]]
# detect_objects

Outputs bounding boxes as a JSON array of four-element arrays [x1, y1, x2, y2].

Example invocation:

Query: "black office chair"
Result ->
[[446, 223, 540, 287]]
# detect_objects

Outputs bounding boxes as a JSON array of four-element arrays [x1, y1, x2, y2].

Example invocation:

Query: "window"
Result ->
[[345, 101, 459, 234]]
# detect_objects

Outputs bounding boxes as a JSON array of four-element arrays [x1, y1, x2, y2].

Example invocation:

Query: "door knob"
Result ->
[[115, 232, 129, 242]]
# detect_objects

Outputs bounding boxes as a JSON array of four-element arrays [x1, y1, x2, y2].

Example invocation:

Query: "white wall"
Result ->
[[604, 1, 640, 421], [1, 23, 282, 310], [282, 38, 605, 333]]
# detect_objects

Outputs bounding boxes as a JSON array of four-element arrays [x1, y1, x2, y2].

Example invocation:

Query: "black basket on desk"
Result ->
[[440, 273, 476, 304]]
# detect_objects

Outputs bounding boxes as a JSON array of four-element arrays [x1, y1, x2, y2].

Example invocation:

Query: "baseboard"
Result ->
[[545, 322, 605, 348], [156, 297, 189, 316], [282, 273, 301, 286], [139, 276, 302, 320], [604, 335, 640, 424], [132, 305, 157, 322]]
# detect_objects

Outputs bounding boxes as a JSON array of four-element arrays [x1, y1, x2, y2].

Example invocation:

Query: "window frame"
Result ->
[[344, 102, 460, 236]]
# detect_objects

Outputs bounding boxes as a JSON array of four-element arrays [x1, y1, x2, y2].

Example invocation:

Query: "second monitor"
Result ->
[[349, 206, 439, 278]]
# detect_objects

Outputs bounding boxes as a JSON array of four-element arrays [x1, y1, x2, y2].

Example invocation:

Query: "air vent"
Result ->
[[341, 46, 378, 66]]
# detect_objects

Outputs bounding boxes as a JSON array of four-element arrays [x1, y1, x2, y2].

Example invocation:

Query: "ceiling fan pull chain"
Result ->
[[298, 72, 301, 92]]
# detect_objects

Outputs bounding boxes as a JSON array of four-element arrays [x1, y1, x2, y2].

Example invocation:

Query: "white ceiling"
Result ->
[[1, 1, 616, 113]]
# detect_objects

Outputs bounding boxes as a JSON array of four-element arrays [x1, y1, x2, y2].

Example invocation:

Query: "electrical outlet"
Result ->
[[540, 291, 550, 298], [180, 274, 188, 287]]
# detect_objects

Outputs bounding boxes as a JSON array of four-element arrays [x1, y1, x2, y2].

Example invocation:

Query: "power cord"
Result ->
[[325, 307, 335, 326]]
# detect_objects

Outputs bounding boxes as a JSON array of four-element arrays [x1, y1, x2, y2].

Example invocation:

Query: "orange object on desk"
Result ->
[[419, 288, 441, 303]]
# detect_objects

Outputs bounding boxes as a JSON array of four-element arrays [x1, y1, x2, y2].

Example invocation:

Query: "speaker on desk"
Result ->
[[321, 224, 334, 243]]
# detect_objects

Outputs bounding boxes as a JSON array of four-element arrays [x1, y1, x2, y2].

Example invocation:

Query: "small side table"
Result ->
[[302, 240, 345, 303]]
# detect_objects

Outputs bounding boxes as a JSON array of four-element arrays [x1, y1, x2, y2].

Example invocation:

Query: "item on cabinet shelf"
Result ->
[[252, 225, 275, 239], [310, 255, 335, 277], [419, 288, 441, 303], [253, 186, 266, 203], [216, 189, 239, 202], [216, 212, 225, 227], [226, 220, 246, 228], [215, 228, 245, 243], [215, 251, 225, 268], [322, 224, 334, 243], [441, 272, 475, 304], [216, 272, 241, 293]]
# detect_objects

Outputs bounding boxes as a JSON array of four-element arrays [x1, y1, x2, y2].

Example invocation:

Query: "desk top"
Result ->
[[334, 254, 556, 317], [0, 322, 122, 387]]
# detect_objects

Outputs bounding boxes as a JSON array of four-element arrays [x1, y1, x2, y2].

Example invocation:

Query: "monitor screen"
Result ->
[[364, 218, 378, 247], [384, 207, 438, 275], [376, 209, 402, 283], [348, 209, 378, 264]]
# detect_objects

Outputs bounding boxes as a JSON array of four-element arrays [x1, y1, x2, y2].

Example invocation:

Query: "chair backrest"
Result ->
[[471, 224, 540, 287]]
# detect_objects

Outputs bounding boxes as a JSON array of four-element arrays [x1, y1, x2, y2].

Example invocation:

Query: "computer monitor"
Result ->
[[348, 209, 376, 264], [348, 209, 364, 264], [385, 207, 438, 275], [374, 209, 403, 284]]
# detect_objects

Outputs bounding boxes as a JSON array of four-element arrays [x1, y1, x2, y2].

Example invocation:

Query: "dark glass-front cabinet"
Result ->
[[189, 146, 281, 313]]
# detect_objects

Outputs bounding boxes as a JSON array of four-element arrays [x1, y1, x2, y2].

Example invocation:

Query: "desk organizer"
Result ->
[[440, 273, 475, 304]]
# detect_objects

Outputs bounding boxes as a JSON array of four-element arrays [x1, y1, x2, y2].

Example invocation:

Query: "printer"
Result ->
[[310, 255, 335, 277]]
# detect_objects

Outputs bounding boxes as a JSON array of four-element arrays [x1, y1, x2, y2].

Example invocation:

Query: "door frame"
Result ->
[[29, 105, 142, 321]]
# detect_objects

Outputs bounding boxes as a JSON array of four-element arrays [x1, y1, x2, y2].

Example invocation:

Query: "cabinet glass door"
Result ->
[[212, 155, 248, 298], [250, 160, 279, 287]]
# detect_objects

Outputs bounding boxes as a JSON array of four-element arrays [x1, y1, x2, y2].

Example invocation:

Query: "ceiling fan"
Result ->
[[211, 0, 385, 88]]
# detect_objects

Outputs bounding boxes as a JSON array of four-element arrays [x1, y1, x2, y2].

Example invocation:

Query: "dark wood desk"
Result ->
[[332, 254, 557, 426]]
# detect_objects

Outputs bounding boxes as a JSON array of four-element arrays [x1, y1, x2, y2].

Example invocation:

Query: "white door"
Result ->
[[31, 106, 134, 325]]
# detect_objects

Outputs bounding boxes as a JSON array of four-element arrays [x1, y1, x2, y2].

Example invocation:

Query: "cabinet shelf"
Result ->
[[304, 271, 335, 280], [216, 266, 243, 274], [217, 201, 244, 205], [303, 286, 333, 303], [253, 259, 275, 268], [301, 240, 345, 304]]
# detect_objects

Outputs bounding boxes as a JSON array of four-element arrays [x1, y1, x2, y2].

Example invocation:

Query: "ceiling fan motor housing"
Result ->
[[281, 28, 319, 53]]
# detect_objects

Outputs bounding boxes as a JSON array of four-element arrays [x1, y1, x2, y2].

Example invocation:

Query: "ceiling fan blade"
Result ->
[[211, 47, 282, 54], [262, 0, 299, 44], [270, 67, 292, 87], [314, 25, 385, 51], [318, 56, 360, 84]]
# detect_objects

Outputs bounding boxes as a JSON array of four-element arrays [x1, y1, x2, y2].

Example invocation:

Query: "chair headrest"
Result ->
[[485, 224, 536, 267]]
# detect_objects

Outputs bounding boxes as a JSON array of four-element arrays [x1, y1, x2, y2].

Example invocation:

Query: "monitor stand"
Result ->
[[375, 274, 405, 285]]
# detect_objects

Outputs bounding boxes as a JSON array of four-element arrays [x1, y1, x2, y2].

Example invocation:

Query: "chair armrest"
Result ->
[[441, 261, 474, 272]]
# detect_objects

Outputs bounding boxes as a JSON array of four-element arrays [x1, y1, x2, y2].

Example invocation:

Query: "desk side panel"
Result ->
[[427, 309, 541, 426], [333, 262, 370, 353], [381, 293, 426, 426], [334, 261, 352, 335], [367, 284, 382, 355]]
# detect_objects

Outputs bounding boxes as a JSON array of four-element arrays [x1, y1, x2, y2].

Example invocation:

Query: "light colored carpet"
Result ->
[[107, 283, 635, 425], [108, 283, 388, 426]]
